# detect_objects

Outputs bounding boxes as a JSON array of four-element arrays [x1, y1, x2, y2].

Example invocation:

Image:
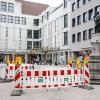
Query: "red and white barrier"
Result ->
[[14, 65, 89, 90], [5, 63, 34, 80], [6, 64, 15, 80], [84, 63, 90, 85], [15, 65, 21, 89]]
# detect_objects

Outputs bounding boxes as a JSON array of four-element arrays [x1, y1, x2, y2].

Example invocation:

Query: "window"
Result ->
[[64, 14, 68, 28], [77, 32, 81, 42], [95, 6, 100, 15], [64, 32, 68, 45], [88, 9, 93, 20], [27, 30, 32, 39], [0, 14, 6, 22], [33, 30, 40, 39], [33, 41, 41, 48], [42, 16, 43, 23], [47, 11, 49, 20], [72, 3, 75, 11], [1, 2, 7, 12], [15, 16, 20, 24], [8, 3, 14, 13], [64, 0, 67, 8], [83, 12, 87, 23], [55, 35, 56, 47], [34, 19, 39, 26], [19, 28, 21, 38], [8, 16, 13, 23], [21, 17, 26, 25], [27, 41, 32, 50], [39, 29, 41, 38], [19, 40, 21, 50], [55, 20, 56, 32], [77, 0, 81, 8], [77, 15, 81, 25], [88, 28, 93, 39], [72, 34, 76, 43], [83, 30, 87, 40], [72, 18, 75, 27], [83, 0, 87, 5], [6, 27, 8, 37]]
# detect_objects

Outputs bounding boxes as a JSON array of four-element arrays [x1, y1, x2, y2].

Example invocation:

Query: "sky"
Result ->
[[25, 0, 63, 7]]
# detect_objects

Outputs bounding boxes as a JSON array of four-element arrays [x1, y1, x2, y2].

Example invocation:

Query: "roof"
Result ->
[[16, 0, 49, 16]]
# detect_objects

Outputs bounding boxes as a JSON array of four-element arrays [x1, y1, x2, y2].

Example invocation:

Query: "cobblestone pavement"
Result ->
[[0, 82, 100, 100]]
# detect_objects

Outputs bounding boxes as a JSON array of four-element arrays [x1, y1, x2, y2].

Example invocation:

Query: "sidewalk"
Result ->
[[0, 82, 100, 100]]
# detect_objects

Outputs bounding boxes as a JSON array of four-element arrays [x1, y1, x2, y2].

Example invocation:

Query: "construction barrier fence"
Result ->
[[14, 63, 90, 90]]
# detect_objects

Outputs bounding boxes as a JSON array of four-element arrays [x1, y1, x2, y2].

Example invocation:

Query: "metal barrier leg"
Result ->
[[11, 89, 23, 96]]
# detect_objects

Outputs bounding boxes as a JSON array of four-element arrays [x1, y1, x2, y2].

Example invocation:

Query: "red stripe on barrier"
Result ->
[[27, 71, 31, 76], [15, 83, 20, 88], [61, 70, 64, 75], [48, 85, 51, 87], [42, 71, 46, 76], [6, 69, 8, 74], [10, 66, 13, 70], [25, 66, 28, 69], [35, 71, 39, 76], [26, 86, 31, 88], [85, 70, 89, 78], [67, 70, 71, 75], [54, 84, 58, 87], [48, 71, 50, 76], [80, 69, 82, 74], [15, 65, 20, 70], [15, 72, 20, 81], [68, 83, 72, 86], [34, 85, 39, 88], [85, 64, 88, 68], [61, 84, 65, 86], [42, 85, 46, 88], [53, 70, 57, 75], [75, 83, 78, 86], [85, 80, 89, 84], [74, 70, 77, 74]]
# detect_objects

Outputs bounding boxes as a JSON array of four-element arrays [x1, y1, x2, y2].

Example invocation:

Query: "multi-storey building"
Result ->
[[0, 0, 48, 63], [40, 0, 100, 64], [0, 0, 100, 64], [69, 0, 100, 60]]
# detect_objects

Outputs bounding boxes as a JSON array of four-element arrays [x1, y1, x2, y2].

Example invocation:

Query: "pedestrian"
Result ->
[[55, 62, 57, 65]]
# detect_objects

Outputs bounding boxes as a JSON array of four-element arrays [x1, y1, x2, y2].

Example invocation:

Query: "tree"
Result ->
[[30, 47, 52, 63]]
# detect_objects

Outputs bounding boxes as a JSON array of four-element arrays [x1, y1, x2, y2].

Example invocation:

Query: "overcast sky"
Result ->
[[25, 0, 63, 7]]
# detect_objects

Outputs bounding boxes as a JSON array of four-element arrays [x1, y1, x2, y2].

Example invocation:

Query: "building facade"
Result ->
[[0, 0, 100, 64], [40, 0, 100, 64], [0, 0, 48, 63]]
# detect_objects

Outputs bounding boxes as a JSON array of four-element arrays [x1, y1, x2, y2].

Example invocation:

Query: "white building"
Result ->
[[0, 0, 100, 64], [0, 0, 48, 63], [40, 0, 100, 64]]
